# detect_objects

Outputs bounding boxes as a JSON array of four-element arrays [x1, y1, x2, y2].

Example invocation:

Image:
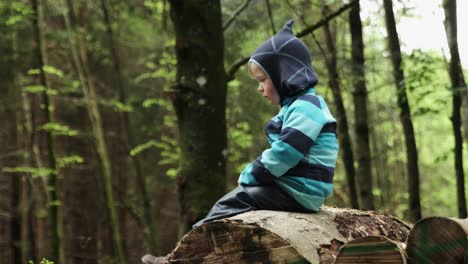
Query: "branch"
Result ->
[[226, 0, 359, 81], [296, 0, 359, 38], [223, 0, 252, 31], [227, 56, 251, 81], [265, 0, 276, 34]]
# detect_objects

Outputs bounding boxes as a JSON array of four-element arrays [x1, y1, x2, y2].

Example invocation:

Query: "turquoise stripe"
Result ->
[[276, 177, 332, 211], [261, 142, 303, 176], [288, 99, 325, 117], [238, 163, 258, 185], [283, 111, 323, 141], [305, 150, 338, 167]]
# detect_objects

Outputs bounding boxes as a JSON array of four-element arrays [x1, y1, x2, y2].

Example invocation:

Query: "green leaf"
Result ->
[[27, 68, 41, 75], [3, 166, 56, 178], [23, 85, 45, 93], [57, 155, 84, 168], [39, 123, 79, 136], [130, 140, 159, 156], [103, 99, 134, 112], [43, 65, 64, 78]]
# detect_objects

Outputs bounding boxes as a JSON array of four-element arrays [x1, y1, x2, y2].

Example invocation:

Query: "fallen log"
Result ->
[[406, 216, 468, 264], [165, 206, 411, 263], [334, 236, 406, 264]]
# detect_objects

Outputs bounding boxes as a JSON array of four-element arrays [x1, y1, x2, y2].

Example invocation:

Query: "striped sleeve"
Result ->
[[250, 96, 327, 183]]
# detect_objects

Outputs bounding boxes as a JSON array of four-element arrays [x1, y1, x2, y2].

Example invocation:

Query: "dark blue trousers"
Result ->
[[193, 184, 313, 228]]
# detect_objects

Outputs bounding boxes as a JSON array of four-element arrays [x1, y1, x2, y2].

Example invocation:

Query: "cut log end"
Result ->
[[334, 236, 406, 264], [406, 217, 468, 264]]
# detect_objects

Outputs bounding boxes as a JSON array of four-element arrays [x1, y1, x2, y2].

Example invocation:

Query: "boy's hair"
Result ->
[[247, 61, 268, 80], [249, 20, 318, 104]]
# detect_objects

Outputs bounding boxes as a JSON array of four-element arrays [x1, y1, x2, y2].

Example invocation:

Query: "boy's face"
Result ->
[[250, 64, 280, 105]]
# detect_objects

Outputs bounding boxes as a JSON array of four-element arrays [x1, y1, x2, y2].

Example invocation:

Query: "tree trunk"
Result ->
[[335, 236, 406, 263], [0, 3, 16, 261], [62, 1, 126, 262], [383, 0, 421, 222], [100, 0, 160, 254], [167, 207, 411, 263], [442, 0, 467, 219], [169, 0, 227, 232], [31, 0, 64, 262], [321, 1, 361, 209], [349, 0, 374, 211], [406, 216, 468, 264]]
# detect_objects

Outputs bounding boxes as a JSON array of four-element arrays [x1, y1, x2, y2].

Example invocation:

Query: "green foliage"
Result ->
[[102, 99, 134, 112], [29, 258, 54, 264], [3, 167, 56, 178], [1, 1, 32, 28], [57, 155, 84, 169], [130, 137, 180, 178], [42, 65, 64, 78], [135, 45, 176, 85], [39, 122, 79, 136], [23, 85, 58, 96], [130, 140, 159, 156]]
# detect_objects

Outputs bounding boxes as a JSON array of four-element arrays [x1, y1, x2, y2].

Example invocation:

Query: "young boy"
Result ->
[[193, 20, 338, 228]]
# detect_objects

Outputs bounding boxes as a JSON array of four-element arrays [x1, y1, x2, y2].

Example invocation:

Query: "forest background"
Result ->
[[0, 0, 467, 263]]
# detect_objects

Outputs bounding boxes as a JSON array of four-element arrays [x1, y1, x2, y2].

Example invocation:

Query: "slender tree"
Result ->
[[0, 2, 17, 262], [321, 1, 361, 209], [442, 0, 466, 218], [169, 0, 227, 232], [62, 1, 126, 262], [383, 0, 421, 222], [349, 0, 373, 210], [100, 0, 160, 253], [31, 0, 64, 262]]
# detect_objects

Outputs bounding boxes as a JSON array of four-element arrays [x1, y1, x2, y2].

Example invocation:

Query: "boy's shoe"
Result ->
[[141, 254, 167, 264]]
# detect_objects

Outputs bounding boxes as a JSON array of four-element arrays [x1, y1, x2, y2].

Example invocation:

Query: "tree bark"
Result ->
[[335, 236, 406, 263], [383, 0, 421, 222], [442, 0, 467, 219], [62, 1, 126, 262], [349, 0, 374, 211], [169, 0, 227, 232], [406, 216, 468, 264], [321, 1, 361, 209], [31, 0, 64, 262], [167, 207, 411, 263]]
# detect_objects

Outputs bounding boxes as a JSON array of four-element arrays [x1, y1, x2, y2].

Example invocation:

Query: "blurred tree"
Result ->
[[99, 0, 160, 253], [30, 0, 63, 262], [169, 0, 227, 232], [383, 0, 421, 222], [442, 0, 466, 218], [62, 1, 126, 262], [321, 0, 362, 209], [349, 0, 372, 210]]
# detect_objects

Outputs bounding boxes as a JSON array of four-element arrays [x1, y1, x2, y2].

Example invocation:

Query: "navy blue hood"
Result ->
[[249, 20, 319, 105]]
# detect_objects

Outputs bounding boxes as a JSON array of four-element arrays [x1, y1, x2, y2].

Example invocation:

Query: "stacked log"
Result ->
[[334, 236, 406, 264], [164, 207, 411, 264], [406, 217, 468, 264]]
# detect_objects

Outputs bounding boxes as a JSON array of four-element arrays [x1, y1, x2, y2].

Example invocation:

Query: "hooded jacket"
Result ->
[[238, 20, 339, 211]]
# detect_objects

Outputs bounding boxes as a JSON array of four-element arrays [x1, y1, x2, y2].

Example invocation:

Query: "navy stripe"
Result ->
[[251, 159, 276, 184], [285, 161, 334, 183], [320, 122, 337, 134], [279, 127, 314, 154], [297, 94, 321, 108], [265, 120, 282, 135]]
